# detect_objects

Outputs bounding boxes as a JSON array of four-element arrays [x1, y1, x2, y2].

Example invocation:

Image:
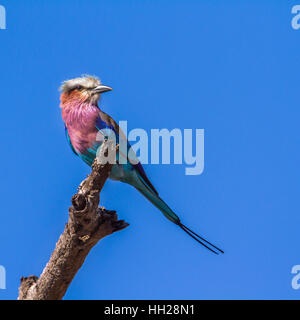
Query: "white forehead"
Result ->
[[59, 75, 101, 92]]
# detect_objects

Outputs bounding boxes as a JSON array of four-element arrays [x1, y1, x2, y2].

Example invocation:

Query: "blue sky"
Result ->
[[0, 0, 300, 300]]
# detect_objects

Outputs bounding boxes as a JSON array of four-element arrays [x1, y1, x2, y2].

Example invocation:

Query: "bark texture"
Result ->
[[18, 141, 128, 300]]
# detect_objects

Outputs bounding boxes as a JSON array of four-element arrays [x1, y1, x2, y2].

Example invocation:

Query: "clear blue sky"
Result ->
[[0, 0, 299, 300]]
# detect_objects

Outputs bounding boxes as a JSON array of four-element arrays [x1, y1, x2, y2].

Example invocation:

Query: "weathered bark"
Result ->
[[18, 141, 128, 300]]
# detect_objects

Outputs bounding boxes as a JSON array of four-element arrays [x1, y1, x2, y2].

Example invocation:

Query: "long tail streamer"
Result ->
[[179, 223, 224, 255]]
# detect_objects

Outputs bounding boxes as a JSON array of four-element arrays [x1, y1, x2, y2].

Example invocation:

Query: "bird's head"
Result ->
[[59, 75, 112, 107]]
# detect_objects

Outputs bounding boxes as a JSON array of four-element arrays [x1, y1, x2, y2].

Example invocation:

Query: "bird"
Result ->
[[60, 75, 224, 254]]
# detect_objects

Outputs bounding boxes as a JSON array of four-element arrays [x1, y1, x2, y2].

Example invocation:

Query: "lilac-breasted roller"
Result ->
[[60, 75, 223, 254]]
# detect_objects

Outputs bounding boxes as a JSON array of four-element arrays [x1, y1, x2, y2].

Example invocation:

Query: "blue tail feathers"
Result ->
[[134, 174, 224, 255]]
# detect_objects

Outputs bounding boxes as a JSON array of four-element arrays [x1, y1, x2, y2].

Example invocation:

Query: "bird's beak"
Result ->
[[92, 85, 113, 94]]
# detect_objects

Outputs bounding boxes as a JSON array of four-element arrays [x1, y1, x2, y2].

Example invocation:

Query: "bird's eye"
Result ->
[[75, 85, 83, 90]]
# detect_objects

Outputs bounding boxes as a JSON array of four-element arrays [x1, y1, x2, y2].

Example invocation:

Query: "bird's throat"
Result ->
[[61, 99, 99, 128]]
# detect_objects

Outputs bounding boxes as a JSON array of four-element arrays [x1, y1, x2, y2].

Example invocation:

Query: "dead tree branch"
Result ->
[[18, 141, 128, 300]]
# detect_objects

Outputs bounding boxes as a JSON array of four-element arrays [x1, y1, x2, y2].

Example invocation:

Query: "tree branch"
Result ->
[[18, 141, 129, 300]]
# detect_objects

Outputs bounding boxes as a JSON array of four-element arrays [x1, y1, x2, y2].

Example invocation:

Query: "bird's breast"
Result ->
[[62, 103, 100, 155]]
